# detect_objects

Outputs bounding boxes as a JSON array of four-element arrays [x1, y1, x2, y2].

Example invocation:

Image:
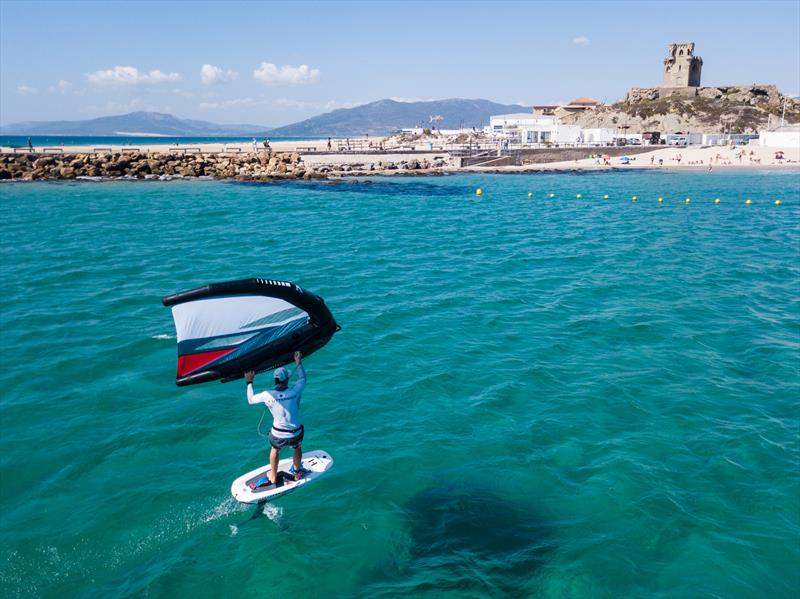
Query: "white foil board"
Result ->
[[231, 449, 333, 504]]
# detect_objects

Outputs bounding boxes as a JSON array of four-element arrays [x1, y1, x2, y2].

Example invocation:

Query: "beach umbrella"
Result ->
[[601, 154, 610, 160], [774, 150, 784, 158]]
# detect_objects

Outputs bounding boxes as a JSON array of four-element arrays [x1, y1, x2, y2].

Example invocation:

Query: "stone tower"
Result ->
[[662, 42, 702, 87]]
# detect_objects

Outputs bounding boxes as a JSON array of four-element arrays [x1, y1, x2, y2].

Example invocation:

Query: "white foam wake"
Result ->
[[262, 503, 284, 525]]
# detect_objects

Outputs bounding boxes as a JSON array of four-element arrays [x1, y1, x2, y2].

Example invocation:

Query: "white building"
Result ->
[[487, 113, 558, 143], [580, 128, 616, 145], [759, 125, 800, 148], [487, 111, 591, 145]]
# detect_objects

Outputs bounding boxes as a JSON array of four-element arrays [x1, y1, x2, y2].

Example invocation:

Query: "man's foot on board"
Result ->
[[290, 464, 309, 481], [249, 476, 273, 490]]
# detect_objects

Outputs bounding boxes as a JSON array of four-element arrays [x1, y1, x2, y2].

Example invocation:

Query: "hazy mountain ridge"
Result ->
[[0, 111, 271, 136], [1, 98, 530, 137], [268, 98, 529, 136]]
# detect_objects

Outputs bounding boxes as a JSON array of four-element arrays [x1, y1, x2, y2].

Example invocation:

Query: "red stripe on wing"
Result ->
[[177, 348, 236, 377]]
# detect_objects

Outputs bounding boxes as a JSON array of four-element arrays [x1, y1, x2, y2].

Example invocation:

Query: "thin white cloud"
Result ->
[[200, 64, 239, 85], [272, 98, 312, 109], [322, 99, 361, 110], [171, 88, 196, 99], [199, 97, 266, 109], [253, 63, 320, 85], [85, 66, 182, 86], [47, 80, 73, 95], [389, 96, 439, 103], [79, 99, 170, 114], [573, 36, 590, 46], [16, 85, 37, 95], [272, 98, 361, 111]]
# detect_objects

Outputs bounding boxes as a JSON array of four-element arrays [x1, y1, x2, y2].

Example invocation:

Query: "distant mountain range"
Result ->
[[269, 99, 528, 136], [0, 111, 270, 137], [0, 98, 530, 137]]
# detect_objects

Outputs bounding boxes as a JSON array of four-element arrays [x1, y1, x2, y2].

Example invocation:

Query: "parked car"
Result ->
[[642, 131, 661, 145], [668, 136, 689, 146]]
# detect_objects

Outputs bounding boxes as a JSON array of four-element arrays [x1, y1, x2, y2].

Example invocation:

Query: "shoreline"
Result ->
[[3, 163, 798, 184], [1, 143, 797, 182]]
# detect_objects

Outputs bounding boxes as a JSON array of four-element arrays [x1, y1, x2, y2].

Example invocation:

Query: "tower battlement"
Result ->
[[663, 42, 703, 87]]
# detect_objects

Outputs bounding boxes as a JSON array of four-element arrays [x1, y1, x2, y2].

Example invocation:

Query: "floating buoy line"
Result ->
[[496, 192, 785, 205]]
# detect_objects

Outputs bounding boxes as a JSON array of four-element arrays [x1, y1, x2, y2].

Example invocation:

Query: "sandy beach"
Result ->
[[2, 138, 797, 180], [499, 143, 800, 172]]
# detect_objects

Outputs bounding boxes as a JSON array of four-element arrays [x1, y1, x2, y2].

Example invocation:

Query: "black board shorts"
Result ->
[[268, 428, 304, 449]]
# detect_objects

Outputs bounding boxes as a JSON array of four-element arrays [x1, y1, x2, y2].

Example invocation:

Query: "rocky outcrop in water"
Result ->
[[0, 151, 449, 181]]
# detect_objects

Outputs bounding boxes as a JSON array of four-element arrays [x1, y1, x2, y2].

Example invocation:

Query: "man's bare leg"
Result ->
[[269, 447, 280, 484], [293, 446, 303, 480]]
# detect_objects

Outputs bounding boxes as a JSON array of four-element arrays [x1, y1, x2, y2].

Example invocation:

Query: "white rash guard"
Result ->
[[247, 364, 306, 438]]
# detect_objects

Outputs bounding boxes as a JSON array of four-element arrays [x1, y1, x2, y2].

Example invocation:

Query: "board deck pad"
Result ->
[[246, 470, 297, 490], [231, 449, 333, 503]]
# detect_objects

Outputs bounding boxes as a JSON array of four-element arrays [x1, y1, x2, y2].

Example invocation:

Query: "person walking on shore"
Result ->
[[245, 351, 307, 484], [252, 138, 258, 153], [27, 137, 33, 153]]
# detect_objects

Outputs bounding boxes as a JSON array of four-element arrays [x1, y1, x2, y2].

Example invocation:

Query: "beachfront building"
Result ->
[[487, 112, 559, 144], [758, 125, 800, 148], [554, 98, 602, 120], [580, 128, 616, 145], [487, 112, 615, 147], [532, 105, 558, 116]]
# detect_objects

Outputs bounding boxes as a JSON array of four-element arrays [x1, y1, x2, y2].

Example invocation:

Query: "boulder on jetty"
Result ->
[[0, 151, 449, 181]]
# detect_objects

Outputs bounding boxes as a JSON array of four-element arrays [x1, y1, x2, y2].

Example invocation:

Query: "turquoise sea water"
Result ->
[[1, 171, 799, 598]]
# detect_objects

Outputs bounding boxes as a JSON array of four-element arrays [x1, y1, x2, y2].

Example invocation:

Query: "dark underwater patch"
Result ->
[[357, 483, 558, 596]]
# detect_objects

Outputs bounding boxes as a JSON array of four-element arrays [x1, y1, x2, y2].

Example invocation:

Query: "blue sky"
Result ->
[[1, 0, 798, 126]]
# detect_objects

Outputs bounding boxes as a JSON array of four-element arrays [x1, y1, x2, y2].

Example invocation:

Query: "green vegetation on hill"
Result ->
[[565, 85, 799, 133]]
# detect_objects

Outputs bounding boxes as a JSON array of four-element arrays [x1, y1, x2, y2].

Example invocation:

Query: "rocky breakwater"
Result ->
[[0, 151, 313, 181], [0, 151, 450, 181]]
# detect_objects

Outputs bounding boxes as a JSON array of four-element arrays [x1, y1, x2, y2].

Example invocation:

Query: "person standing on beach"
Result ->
[[327, 137, 332, 151], [27, 137, 33, 152], [245, 351, 307, 484], [252, 138, 258, 153]]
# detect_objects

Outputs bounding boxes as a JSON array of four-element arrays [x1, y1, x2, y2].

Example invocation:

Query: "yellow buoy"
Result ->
[[685, 198, 691, 204], [528, 192, 533, 198], [603, 194, 609, 199], [548, 193, 555, 198], [658, 197, 664, 203], [714, 198, 721, 204], [745, 199, 752, 205], [476, 188, 483, 197], [576, 193, 582, 199], [775, 199, 781, 205]]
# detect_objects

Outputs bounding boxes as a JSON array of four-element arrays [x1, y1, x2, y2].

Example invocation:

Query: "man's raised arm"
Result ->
[[245, 370, 261, 404], [292, 351, 306, 394]]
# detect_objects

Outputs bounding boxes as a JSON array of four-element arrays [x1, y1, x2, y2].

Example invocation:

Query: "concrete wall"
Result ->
[[518, 146, 654, 164]]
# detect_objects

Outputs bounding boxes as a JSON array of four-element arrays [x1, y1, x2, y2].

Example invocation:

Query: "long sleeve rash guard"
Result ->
[[247, 364, 306, 438]]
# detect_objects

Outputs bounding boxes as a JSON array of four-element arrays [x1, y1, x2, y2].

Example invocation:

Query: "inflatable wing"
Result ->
[[162, 278, 339, 386]]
